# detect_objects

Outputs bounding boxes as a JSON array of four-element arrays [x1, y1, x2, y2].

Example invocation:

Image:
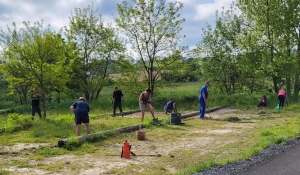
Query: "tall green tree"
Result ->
[[0, 21, 72, 117], [115, 0, 186, 95], [238, 0, 300, 94], [66, 4, 125, 101], [197, 4, 245, 94]]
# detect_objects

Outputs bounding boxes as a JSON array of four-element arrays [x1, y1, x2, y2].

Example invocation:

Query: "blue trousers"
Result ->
[[199, 100, 206, 118]]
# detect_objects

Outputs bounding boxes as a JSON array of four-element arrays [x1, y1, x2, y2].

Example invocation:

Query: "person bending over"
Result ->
[[164, 98, 176, 114], [70, 97, 90, 136]]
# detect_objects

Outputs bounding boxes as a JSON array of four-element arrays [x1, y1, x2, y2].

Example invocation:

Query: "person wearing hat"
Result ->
[[70, 97, 90, 136]]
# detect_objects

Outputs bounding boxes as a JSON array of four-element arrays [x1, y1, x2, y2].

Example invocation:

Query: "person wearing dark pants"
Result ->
[[198, 81, 210, 119], [31, 93, 42, 120], [112, 87, 124, 117], [278, 89, 287, 109]]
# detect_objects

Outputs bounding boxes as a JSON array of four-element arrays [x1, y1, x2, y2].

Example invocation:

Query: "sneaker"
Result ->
[[111, 114, 116, 117]]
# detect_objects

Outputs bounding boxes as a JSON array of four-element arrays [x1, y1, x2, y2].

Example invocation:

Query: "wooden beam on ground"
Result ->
[[58, 107, 223, 147], [180, 106, 223, 119], [112, 109, 141, 116], [58, 124, 141, 148]]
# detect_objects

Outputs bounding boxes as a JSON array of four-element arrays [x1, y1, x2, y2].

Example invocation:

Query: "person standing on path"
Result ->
[[31, 92, 42, 120], [70, 97, 90, 136], [112, 87, 124, 117], [278, 89, 287, 109], [198, 81, 210, 119], [139, 88, 156, 124]]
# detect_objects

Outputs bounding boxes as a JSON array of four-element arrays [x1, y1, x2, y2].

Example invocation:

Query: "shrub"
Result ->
[[4, 113, 33, 133], [64, 137, 81, 151]]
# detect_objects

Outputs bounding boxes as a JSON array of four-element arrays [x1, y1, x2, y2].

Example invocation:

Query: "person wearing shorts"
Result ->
[[138, 88, 156, 124], [70, 97, 90, 136]]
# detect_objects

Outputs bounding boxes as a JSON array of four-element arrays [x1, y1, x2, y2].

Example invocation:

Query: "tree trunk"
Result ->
[[41, 93, 47, 118], [272, 76, 279, 93]]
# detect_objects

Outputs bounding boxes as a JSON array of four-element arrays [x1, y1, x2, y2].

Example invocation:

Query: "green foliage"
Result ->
[[4, 113, 32, 133], [0, 169, 9, 175], [0, 21, 75, 118], [115, 0, 186, 95], [64, 137, 81, 151], [65, 4, 125, 101], [35, 146, 67, 157]]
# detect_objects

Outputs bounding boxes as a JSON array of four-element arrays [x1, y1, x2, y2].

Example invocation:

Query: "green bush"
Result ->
[[64, 137, 82, 151], [4, 113, 33, 133]]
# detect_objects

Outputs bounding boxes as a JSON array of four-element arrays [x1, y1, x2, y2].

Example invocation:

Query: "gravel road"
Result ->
[[193, 137, 300, 175]]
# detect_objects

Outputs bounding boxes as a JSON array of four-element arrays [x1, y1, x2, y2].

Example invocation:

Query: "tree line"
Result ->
[[196, 0, 300, 95], [1, 0, 300, 117]]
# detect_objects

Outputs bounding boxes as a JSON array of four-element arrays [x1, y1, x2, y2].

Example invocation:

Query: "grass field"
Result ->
[[0, 82, 300, 174]]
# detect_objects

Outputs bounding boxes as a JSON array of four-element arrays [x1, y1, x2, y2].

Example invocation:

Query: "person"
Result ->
[[198, 81, 210, 119], [70, 97, 90, 136], [138, 88, 156, 124], [257, 95, 267, 108], [112, 87, 124, 117], [278, 89, 288, 109], [31, 93, 42, 120], [164, 98, 176, 114]]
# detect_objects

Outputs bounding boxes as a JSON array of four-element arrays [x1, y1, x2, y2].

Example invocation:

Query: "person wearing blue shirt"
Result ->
[[164, 98, 176, 114], [198, 81, 210, 119], [70, 97, 90, 136]]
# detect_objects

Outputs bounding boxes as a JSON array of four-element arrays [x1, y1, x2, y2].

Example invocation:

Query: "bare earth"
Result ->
[[1, 108, 265, 175]]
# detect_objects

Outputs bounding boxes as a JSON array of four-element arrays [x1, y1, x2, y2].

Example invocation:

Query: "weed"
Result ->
[[0, 169, 9, 175], [64, 137, 81, 151]]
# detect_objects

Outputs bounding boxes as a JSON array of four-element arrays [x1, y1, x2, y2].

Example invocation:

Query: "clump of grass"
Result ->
[[0, 169, 10, 175], [224, 116, 241, 122], [35, 146, 67, 157], [64, 137, 81, 151], [4, 113, 33, 133]]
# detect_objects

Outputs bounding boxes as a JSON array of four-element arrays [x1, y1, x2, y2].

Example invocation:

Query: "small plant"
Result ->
[[4, 113, 33, 133], [64, 137, 81, 151], [0, 169, 10, 175], [224, 116, 241, 122]]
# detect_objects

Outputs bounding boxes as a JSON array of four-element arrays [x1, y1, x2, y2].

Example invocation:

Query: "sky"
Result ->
[[0, 0, 235, 49]]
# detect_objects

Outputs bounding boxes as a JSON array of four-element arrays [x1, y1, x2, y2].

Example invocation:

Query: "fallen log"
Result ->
[[58, 124, 141, 148], [58, 106, 223, 147], [111, 109, 141, 116], [180, 106, 223, 119]]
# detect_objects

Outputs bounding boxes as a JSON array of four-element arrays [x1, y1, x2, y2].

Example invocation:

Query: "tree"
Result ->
[[197, 4, 245, 94], [0, 21, 72, 117], [238, 0, 300, 94], [66, 4, 125, 101], [115, 0, 186, 96]]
